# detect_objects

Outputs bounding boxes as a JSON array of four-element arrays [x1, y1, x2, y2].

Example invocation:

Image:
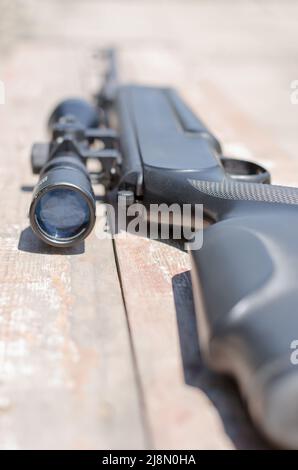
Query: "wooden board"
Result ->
[[0, 44, 145, 450]]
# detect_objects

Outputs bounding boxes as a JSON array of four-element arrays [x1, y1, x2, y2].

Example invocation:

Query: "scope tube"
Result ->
[[29, 156, 96, 247]]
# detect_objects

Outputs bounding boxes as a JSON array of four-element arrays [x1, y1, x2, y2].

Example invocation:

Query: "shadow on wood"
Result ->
[[172, 270, 270, 450], [18, 226, 85, 255]]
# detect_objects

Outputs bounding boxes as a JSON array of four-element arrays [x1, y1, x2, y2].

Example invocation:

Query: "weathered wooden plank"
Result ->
[[114, 234, 234, 449], [0, 44, 146, 450], [114, 232, 270, 449]]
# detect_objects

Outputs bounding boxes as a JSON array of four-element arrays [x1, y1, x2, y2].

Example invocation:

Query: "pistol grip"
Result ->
[[190, 207, 298, 448]]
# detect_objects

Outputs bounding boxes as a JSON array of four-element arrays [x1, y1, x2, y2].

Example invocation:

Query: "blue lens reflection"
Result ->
[[35, 187, 91, 240]]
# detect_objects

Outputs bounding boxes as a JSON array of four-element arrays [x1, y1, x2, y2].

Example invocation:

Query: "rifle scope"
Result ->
[[29, 99, 100, 247]]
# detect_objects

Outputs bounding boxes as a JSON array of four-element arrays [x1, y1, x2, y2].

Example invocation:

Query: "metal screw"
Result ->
[[117, 189, 135, 207]]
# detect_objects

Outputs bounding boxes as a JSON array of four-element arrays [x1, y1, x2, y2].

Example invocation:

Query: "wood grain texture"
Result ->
[[113, 236, 269, 450], [0, 44, 145, 449], [114, 236, 234, 449]]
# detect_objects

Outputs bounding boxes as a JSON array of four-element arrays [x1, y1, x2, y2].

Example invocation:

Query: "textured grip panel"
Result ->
[[190, 208, 298, 448], [189, 178, 298, 205]]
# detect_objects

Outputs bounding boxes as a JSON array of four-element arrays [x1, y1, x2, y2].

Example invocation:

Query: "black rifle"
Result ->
[[29, 50, 298, 449]]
